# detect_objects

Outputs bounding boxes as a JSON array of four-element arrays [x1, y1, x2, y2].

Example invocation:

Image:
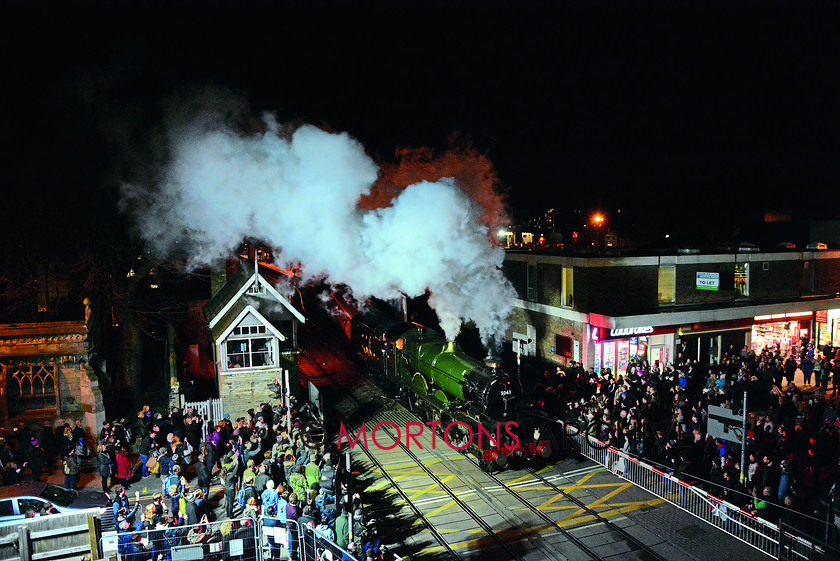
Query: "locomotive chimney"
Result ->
[[445, 341, 457, 353], [484, 356, 502, 370]]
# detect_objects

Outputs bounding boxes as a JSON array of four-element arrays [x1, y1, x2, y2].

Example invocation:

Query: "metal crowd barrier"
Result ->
[[99, 512, 402, 561], [100, 516, 262, 560], [779, 522, 840, 561], [571, 433, 782, 559]]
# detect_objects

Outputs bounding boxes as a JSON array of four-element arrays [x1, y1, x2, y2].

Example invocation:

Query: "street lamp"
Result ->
[[592, 214, 604, 247]]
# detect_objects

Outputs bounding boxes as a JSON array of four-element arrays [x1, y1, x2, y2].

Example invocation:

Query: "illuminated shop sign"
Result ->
[[609, 326, 654, 337]]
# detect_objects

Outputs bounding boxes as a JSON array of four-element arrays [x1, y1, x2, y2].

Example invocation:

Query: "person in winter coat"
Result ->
[[115, 446, 132, 488], [138, 430, 156, 478], [289, 465, 308, 501], [304, 455, 321, 492], [224, 469, 238, 519], [285, 494, 302, 559], [195, 453, 211, 498], [63, 448, 81, 490], [334, 505, 350, 549], [98, 444, 113, 494], [23, 438, 46, 482]]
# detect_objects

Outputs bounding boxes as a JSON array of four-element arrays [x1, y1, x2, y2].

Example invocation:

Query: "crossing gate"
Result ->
[[180, 396, 224, 440]]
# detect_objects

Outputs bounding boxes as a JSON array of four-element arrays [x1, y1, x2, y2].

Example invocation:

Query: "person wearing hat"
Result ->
[[334, 504, 350, 549], [22, 437, 45, 482], [183, 491, 200, 525], [305, 454, 321, 493], [289, 464, 308, 501], [241, 475, 258, 510]]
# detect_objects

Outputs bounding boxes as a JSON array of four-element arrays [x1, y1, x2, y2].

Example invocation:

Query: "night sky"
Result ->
[[4, 0, 840, 249]]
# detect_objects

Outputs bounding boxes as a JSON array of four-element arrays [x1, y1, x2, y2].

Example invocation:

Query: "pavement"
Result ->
[[34, 451, 234, 523]]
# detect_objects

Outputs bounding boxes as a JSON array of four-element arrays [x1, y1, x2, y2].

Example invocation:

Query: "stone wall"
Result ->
[[217, 354, 300, 421], [0, 321, 105, 433]]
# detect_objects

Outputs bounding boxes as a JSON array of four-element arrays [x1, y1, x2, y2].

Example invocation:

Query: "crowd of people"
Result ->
[[528, 338, 840, 538], [105, 400, 387, 560], [0, 394, 391, 560]]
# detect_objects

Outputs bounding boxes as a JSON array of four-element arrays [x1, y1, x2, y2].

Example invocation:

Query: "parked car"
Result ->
[[0, 483, 106, 527]]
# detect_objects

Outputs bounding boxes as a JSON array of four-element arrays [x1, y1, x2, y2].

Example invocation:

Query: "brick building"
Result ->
[[503, 246, 840, 374]]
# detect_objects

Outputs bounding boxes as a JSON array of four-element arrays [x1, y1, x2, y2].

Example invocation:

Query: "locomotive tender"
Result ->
[[350, 310, 551, 470]]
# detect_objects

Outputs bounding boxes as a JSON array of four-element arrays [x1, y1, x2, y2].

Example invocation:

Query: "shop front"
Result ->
[[676, 318, 753, 365], [750, 311, 814, 356], [815, 309, 840, 351], [591, 325, 675, 374]]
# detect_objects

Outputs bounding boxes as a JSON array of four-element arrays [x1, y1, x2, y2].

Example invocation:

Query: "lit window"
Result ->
[[658, 266, 675, 303], [734, 263, 749, 297], [561, 267, 574, 307]]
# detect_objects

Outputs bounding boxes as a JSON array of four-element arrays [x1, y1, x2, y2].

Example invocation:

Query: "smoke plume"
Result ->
[[122, 91, 515, 349]]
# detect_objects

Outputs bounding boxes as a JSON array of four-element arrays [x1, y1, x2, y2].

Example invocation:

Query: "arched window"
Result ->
[[4, 363, 59, 416]]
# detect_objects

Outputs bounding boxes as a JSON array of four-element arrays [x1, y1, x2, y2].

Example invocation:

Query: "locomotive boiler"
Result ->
[[350, 310, 551, 470]]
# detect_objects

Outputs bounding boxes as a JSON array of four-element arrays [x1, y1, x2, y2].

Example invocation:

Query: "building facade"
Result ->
[[0, 320, 105, 438], [503, 248, 840, 373]]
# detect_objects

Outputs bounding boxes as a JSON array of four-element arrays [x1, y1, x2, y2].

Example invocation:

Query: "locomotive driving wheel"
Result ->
[[441, 414, 471, 450]]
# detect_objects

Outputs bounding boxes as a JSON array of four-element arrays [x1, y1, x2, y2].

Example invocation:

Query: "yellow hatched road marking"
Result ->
[[537, 469, 599, 510], [559, 482, 634, 523]]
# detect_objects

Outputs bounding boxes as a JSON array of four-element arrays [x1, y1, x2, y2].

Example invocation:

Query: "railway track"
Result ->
[[304, 343, 668, 561]]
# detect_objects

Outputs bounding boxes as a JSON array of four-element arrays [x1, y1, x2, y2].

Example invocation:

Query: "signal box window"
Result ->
[[226, 324, 274, 369]]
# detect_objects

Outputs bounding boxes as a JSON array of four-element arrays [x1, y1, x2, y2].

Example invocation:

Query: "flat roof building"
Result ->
[[502, 247, 840, 374]]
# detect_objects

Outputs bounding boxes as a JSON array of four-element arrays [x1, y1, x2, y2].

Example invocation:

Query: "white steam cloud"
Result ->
[[123, 97, 515, 348]]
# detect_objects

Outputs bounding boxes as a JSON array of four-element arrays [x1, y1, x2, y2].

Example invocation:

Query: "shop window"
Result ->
[[527, 263, 537, 301], [735, 263, 749, 297], [561, 266, 574, 307], [658, 266, 675, 303]]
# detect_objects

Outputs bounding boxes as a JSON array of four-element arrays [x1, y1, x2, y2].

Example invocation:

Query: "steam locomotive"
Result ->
[[350, 310, 552, 471]]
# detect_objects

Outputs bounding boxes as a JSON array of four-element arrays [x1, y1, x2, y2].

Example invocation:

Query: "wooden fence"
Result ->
[[0, 510, 100, 561]]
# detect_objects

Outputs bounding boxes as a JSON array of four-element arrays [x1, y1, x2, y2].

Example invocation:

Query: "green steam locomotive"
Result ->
[[350, 310, 551, 471]]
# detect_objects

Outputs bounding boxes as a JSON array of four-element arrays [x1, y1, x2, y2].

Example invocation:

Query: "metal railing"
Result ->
[[98, 515, 406, 561], [571, 432, 782, 558], [100, 516, 261, 560], [779, 522, 840, 561]]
